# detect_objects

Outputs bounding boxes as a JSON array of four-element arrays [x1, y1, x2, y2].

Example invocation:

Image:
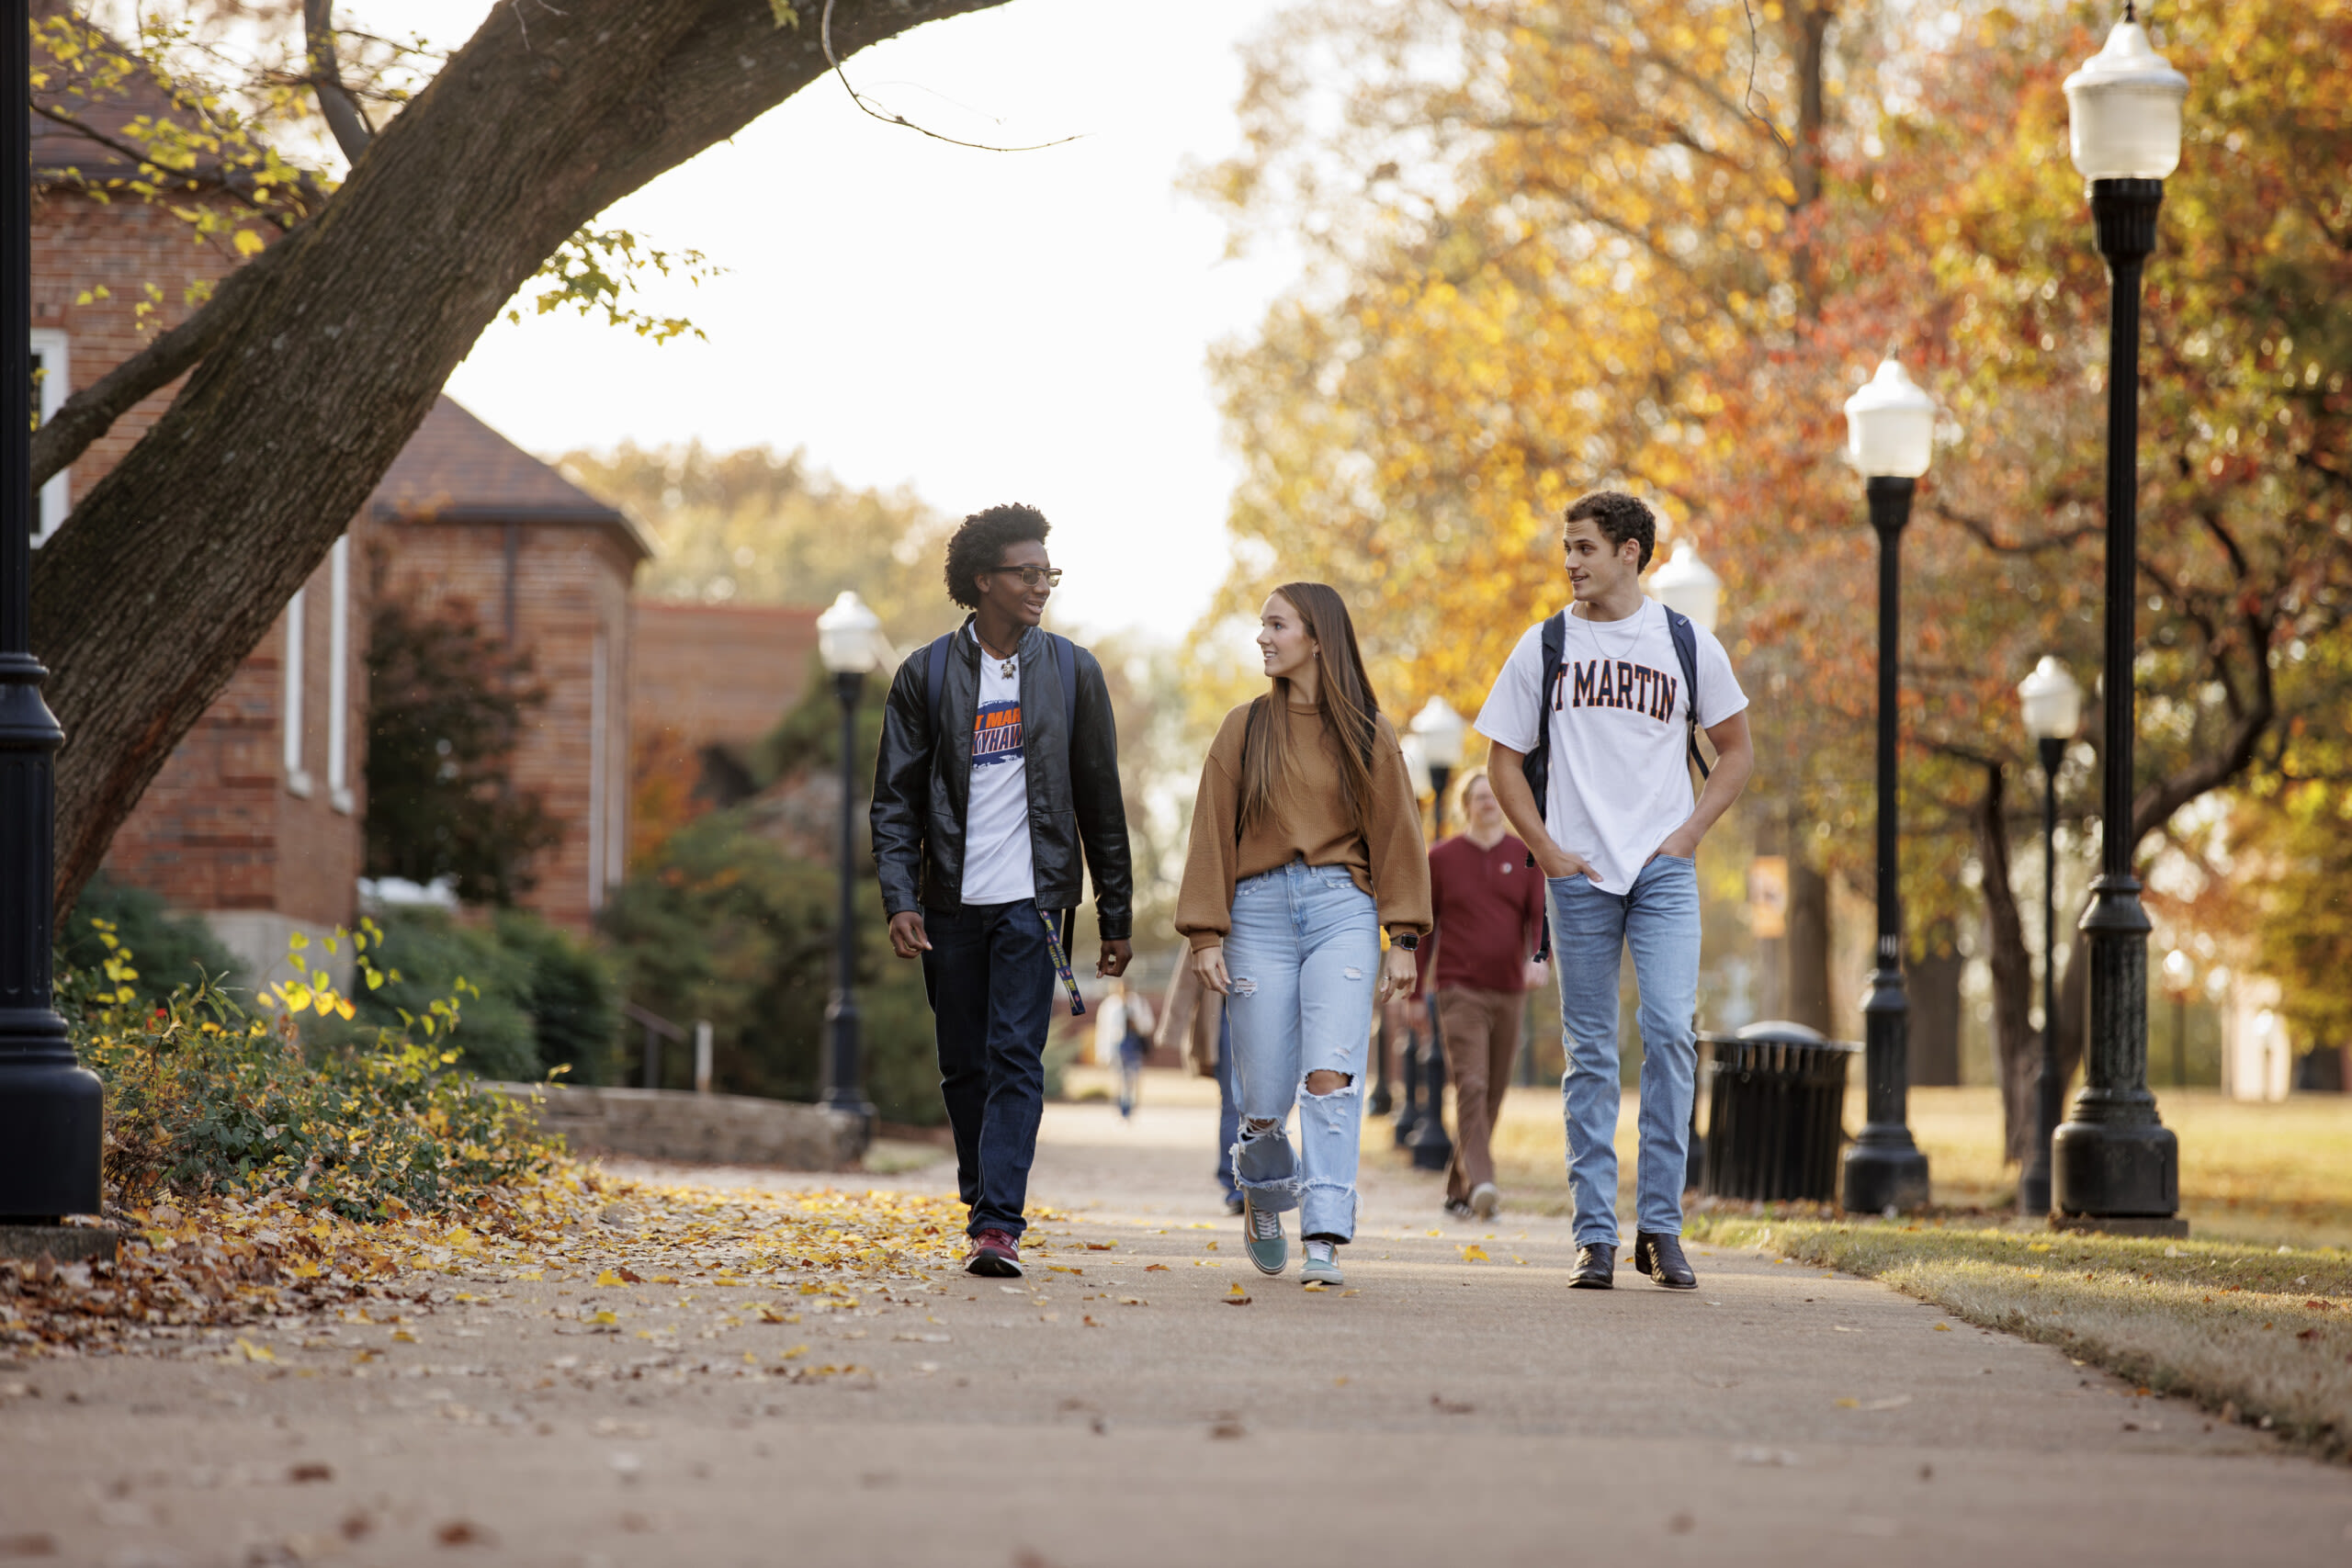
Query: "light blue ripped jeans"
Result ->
[[1550, 854, 1702, 1248], [1225, 859, 1381, 1242]]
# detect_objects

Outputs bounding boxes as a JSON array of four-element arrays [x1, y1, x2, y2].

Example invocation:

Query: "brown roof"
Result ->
[[370, 397, 656, 560]]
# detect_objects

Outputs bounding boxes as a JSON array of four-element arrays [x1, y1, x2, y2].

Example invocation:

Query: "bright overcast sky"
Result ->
[[373, 0, 1301, 644]]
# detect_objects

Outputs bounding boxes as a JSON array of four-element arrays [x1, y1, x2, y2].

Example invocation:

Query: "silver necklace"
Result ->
[[1574, 598, 1647, 660]]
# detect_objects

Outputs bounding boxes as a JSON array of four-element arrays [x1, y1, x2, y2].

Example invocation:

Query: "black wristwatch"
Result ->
[[1391, 931, 1419, 952]]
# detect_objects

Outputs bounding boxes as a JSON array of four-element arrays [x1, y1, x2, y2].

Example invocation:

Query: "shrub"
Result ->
[[66, 923, 557, 1220], [55, 874, 243, 1004], [345, 906, 622, 1084], [347, 908, 538, 1081], [602, 810, 944, 1123]]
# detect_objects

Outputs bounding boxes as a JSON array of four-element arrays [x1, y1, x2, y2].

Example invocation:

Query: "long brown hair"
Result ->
[[1238, 581, 1383, 840]]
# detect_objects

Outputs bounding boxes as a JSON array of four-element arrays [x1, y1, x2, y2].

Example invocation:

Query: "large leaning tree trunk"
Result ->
[[31, 0, 1012, 912]]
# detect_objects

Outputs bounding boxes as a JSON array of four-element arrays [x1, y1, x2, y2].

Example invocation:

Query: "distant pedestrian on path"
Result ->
[[1423, 768, 1549, 1223], [1106, 983, 1154, 1120], [871, 504, 1134, 1280], [1155, 957, 1245, 1214], [1177, 581, 1430, 1289], [1476, 492, 1752, 1292]]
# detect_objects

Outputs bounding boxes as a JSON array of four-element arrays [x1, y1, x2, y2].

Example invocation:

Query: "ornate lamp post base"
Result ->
[[1842, 964, 1931, 1214], [2051, 873, 2180, 1229]]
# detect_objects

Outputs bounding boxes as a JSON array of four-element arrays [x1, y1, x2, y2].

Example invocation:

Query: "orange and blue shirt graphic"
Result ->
[[973, 697, 1024, 767]]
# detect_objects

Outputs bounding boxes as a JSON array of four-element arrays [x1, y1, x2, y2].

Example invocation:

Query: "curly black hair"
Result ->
[[944, 503, 1052, 609], [1563, 491, 1657, 572]]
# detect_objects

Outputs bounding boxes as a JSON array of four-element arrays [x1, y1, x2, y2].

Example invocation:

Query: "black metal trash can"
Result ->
[[1692, 1021, 1860, 1203]]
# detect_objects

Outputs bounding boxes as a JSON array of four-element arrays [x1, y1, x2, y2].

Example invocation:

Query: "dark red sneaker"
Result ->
[[965, 1228, 1023, 1277]]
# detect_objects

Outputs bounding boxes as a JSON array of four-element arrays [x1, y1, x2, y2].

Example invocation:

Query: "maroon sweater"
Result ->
[[1422, 832, 1546, 993]]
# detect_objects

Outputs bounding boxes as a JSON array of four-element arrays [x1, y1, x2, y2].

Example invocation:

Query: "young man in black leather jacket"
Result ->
[[870, 504, 1133, 1277]]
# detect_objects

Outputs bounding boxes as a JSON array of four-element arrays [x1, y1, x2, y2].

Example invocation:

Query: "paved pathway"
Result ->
[[2, 1086, 2347, 1566]]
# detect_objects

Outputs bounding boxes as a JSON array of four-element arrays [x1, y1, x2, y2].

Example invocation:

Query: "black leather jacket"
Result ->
[[869, 620, 1133, 940]]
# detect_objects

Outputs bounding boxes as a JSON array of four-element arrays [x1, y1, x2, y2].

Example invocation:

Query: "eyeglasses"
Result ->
[[988, 566, 1064, 590]]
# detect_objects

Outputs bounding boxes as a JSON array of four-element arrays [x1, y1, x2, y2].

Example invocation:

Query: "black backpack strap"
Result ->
[[1524, 612, 1567, 962], [1521, 611, 1566, 856], [1663, 607, 1712, 783]]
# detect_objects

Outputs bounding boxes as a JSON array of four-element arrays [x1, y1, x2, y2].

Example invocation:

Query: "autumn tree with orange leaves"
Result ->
[[1199, 0, 2352, 1160]]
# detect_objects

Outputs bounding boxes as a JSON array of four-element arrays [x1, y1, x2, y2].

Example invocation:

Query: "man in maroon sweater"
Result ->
[[1423, 769, 1549, 1220]]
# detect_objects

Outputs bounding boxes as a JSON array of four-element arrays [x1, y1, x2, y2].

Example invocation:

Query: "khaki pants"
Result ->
[[1434, 986, 1524, 1202]]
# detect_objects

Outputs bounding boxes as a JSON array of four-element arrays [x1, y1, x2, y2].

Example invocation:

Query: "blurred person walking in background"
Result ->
[[1423, 769, 1549, 1223], [1177, 582, 1430, 1289]]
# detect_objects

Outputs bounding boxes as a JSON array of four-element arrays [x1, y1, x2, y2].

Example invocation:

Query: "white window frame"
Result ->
[[326, 536, 354, 814], [588, 627, 607, 910], [283, 586, 312, 797], [28, 330, 69, 546]]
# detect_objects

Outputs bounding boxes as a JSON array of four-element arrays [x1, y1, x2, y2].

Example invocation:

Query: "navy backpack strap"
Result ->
[[1050, 633, 1077, 735], [1663, 608, 1712, 783], [924, 632, 956, 742]]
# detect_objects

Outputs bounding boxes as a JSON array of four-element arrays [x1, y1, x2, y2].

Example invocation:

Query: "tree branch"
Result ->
[[29, 232, 296, 490], [304, 0, 376, 164]]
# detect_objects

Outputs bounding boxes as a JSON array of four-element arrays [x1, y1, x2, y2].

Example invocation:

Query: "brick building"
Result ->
[[32, 28, 370, 982], [630, 601, 820, 785], [32, 23, 646, 955], [369, 399, 653, 932]]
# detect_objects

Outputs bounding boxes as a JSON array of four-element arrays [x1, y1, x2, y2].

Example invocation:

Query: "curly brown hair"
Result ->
[[1563, 491, 1657, 572]]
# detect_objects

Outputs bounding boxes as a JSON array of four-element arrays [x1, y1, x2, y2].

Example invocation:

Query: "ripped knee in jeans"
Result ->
[[1302, 1070, 1354, 1098], [1241, 1116, 1283, 1137], [1227, 975, 1259, 998]]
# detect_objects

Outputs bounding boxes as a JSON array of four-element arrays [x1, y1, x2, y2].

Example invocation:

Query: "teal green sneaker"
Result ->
[[1242, 1190, 1287, 1276], [1301, 1242, 1345, 1288]]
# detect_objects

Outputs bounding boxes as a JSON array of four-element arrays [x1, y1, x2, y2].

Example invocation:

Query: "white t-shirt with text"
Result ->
[[959, 634, 1037, 906], [1473, 597, 1747, 896]]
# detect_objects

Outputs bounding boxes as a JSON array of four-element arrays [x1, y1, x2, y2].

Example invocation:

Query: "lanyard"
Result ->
[[1038, 905, 1086, 1017]]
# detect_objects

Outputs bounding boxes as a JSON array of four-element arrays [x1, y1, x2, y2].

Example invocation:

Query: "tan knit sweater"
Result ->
[[1174, 699, 1432, 953]]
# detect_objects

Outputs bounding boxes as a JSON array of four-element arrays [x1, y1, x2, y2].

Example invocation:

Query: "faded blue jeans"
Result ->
[[1225, 860, 1381, 1242], [1550, 855, 1702, 1247]]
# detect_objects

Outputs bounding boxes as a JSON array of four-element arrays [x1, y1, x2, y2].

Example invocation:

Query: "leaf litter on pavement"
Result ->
[[0, 1163, 1001, 1376]]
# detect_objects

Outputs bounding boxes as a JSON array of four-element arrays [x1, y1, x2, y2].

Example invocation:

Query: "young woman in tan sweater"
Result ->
[[1175, 581, 1430, 1287]]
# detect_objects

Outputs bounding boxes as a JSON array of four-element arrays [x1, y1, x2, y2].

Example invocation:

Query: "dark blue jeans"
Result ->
[[922, 900, 1056, 1240]]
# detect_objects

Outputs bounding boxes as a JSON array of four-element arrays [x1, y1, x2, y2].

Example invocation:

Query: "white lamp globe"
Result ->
[[1397, 731, 1433, 800], [816, 590, 885, 675], [2018, 656, 2085, 742], [1408, 695, 1467, 772], [1650, 543, 1724, 634], [2064, 10, 2188, 182], [1843, 358, 1937, 479]]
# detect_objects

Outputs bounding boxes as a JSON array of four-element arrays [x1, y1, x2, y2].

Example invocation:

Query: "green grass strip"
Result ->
[[1688, 1213, 2352, 1460]]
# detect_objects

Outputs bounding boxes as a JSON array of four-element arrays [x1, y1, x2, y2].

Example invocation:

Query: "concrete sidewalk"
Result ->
[[1, 1092, 2346, 1566]]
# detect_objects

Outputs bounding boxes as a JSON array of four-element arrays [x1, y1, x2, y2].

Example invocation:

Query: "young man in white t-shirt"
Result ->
[[871, 505, 1134, 1278], [1476, 491, 1754, 1291]]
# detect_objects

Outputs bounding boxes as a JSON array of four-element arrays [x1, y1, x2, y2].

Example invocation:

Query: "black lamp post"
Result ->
[[2017, 656, 2084, 1216], [1408, 699, 1463, 1173], [2052, 6, 2187, 1230], [815, 591, 881, 1154], [1838, 358, 1936, 1216], [0, 0, 106, 1230]]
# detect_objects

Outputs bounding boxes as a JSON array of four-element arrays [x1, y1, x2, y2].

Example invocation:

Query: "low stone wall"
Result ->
[[489, 1084, 865, 1171]]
